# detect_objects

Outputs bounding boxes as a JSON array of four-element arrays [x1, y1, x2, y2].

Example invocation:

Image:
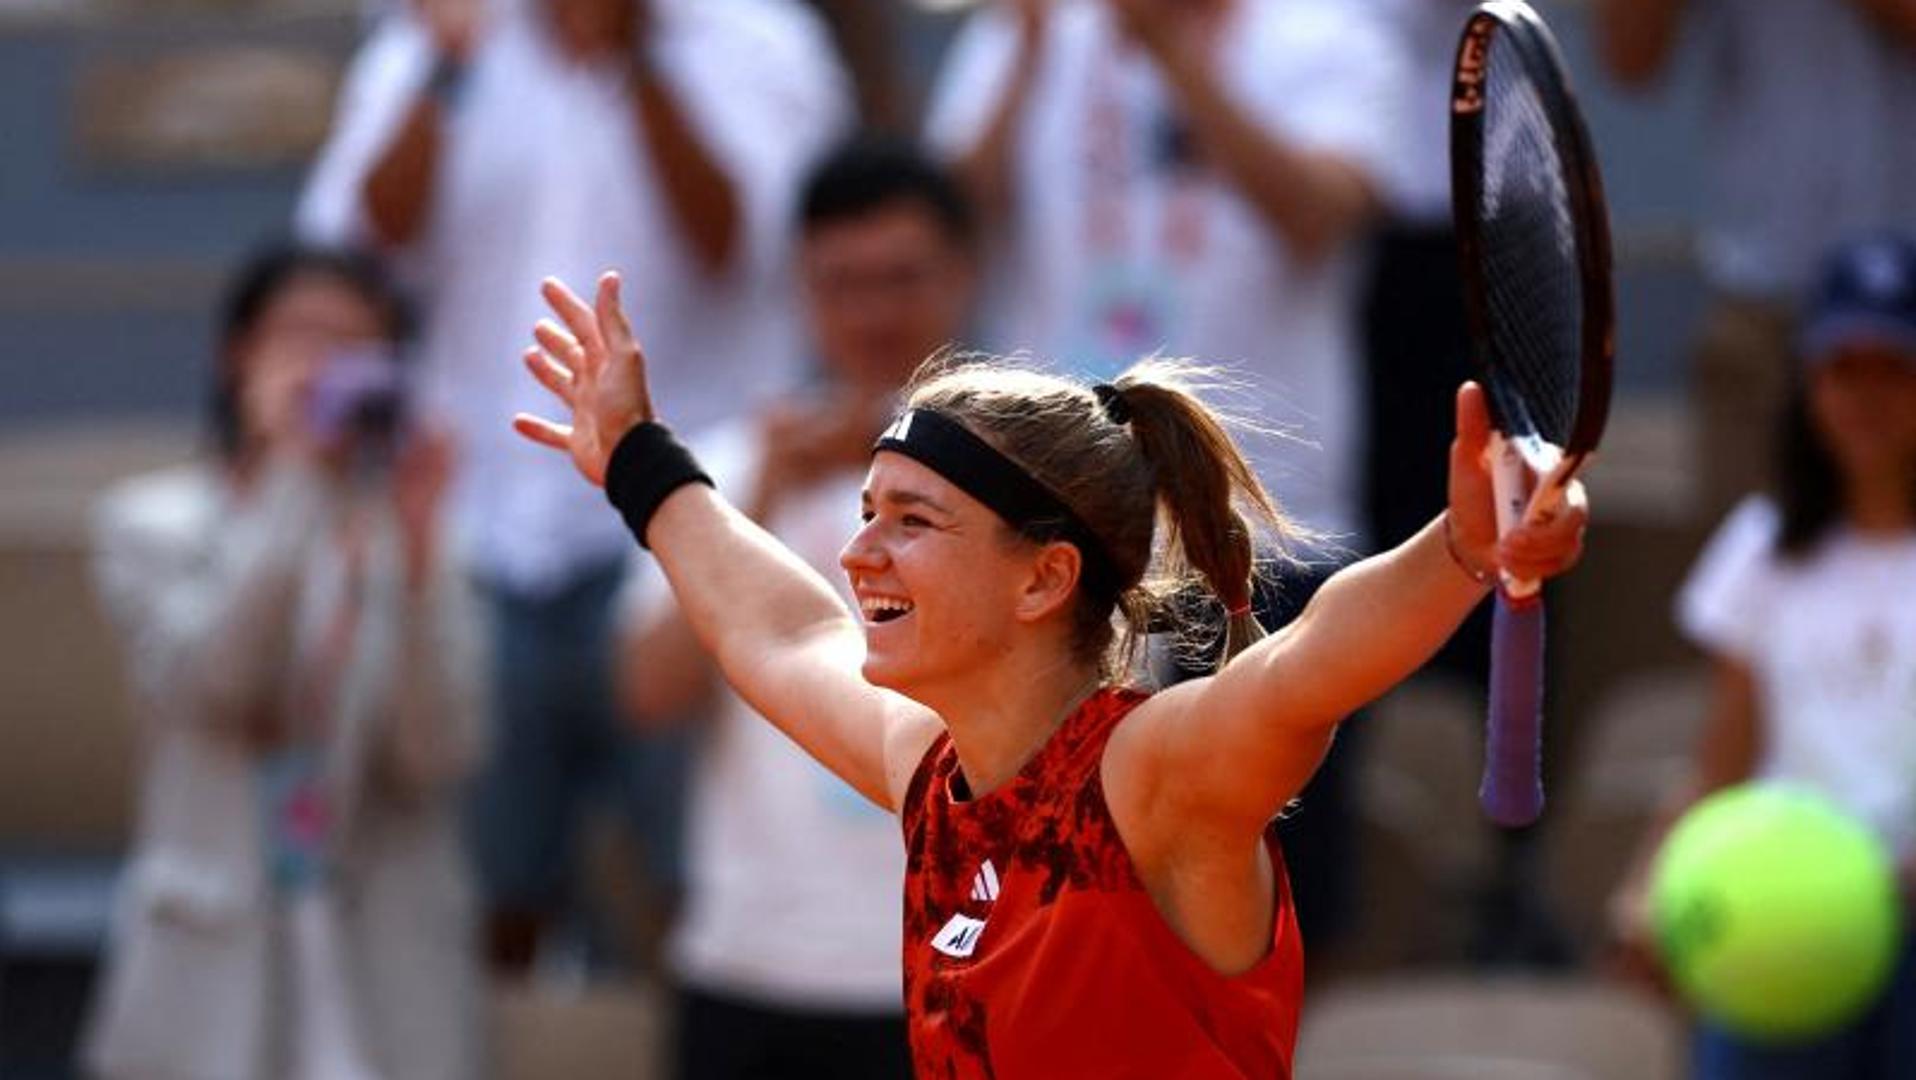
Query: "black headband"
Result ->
[[873, 409, 1122, 600]]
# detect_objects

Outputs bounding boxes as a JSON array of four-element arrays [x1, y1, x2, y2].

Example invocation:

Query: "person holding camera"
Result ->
[[83, 244, 487, 1080]]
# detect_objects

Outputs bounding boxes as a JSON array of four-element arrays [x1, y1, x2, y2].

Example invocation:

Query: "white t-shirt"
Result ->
[[1358, 0, 1477, 224], [298, 0, 851, 592], [621, 420, 904, 1012], [1678, 497, 1916, 856], [1687, 0, 1916, 300], [925, 0, 1406, 541]]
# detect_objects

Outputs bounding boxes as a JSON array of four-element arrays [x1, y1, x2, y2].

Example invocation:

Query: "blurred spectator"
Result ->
[[1594, 0, 1916, 519], [298, 0, 851, 974], [83, 243, 485, 1080], [924, 0, 1405, 545], [1355, 0, 1485, 672], [616, 136, 974, 1080], [1610, 232, 1916, 1077]]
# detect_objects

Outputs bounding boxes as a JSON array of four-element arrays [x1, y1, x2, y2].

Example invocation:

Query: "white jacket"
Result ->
[[82, 460, 487, 1080]]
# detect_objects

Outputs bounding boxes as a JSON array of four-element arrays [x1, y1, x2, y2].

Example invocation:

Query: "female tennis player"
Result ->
[[515, 271, 1588, 1078]]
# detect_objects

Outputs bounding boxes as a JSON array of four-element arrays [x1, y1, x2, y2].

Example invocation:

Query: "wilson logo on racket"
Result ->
[[1451, 0, 1615, 828], [1453, 17, 1493, 114]]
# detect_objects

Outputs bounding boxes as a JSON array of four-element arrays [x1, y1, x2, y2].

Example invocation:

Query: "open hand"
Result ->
[[513, 272, 655, 487], [1447, 381, 1589, 583]]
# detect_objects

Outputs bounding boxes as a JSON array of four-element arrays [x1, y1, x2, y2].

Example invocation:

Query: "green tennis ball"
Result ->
[[1650, 783, 1904, 1043]]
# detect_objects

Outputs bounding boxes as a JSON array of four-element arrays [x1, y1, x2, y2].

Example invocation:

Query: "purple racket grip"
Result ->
[[1481, 594, 1545, 826]]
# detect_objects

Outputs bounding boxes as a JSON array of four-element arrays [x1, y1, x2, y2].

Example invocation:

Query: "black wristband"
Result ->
[[604, 422, 712, 550]]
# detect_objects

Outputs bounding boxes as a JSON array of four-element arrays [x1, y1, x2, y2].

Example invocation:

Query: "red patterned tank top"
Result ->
[[899, 687, 1303, 1079]]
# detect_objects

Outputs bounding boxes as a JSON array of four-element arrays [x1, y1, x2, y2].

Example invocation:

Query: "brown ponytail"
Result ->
[[903, 354, 1299, 676], [1107, 361, 1290, 666]]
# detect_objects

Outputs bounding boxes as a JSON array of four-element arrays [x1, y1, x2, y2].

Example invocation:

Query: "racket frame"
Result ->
[[1450, 0, 1617, 826], [1451, 0, 1615, 602]]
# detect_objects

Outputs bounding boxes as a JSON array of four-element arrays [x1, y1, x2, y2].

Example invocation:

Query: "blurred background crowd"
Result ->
[[0, 0, 1911, 1078]]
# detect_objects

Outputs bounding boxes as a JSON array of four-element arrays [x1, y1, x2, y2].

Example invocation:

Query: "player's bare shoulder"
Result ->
[[1098, 680, 1208, 840], [882, 697, 949, 813]]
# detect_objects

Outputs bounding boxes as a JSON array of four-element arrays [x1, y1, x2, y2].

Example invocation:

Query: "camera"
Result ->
[[305, 346, 409, 452]]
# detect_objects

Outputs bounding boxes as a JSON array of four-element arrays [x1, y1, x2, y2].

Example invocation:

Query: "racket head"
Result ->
[[1451, 0, 1615, 478]]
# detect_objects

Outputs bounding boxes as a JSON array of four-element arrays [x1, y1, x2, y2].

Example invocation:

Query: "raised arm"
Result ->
[[617, 408, 854, 729], [1115, 383, 1586, 838], [1110, 0, 1379, 265], [622, 10, 741, 275], [513, 274, 939, 809], [362, 93, 449, 248], [360, 1, 485, 247], [941, 1, 1048, 231]]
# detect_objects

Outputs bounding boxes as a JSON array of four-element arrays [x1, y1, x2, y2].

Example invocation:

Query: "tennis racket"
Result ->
[[1450, 1, 1614, 827]]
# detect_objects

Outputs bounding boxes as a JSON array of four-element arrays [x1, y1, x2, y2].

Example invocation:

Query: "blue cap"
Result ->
[[1800, 232, 1916, 363]]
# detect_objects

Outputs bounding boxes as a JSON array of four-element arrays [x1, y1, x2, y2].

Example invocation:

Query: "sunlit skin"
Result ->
[[617, 191, 983, 732], [842, 454, 1083, 712]]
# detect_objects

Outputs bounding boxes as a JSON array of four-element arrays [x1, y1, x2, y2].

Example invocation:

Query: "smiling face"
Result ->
[[840, 452, 1072, 703]]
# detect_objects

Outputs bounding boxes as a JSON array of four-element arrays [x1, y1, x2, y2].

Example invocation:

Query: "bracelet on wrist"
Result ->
[[1443, 513, 1497, 587], [604, 421, 713, 550]]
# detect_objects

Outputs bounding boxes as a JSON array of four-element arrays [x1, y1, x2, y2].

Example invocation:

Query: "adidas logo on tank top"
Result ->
[[929, 859, 998, 959]]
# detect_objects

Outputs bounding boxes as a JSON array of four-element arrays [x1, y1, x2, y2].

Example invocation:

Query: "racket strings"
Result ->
[[1476, 35, 1582, 449]]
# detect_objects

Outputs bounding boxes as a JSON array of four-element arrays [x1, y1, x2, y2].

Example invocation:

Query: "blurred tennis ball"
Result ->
[[1650, 783, 1903, 1042]]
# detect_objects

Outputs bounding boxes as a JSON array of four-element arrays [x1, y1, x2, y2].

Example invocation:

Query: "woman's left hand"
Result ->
[[1447, 381, 1589, 584], [514, 272, 657, 487]]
